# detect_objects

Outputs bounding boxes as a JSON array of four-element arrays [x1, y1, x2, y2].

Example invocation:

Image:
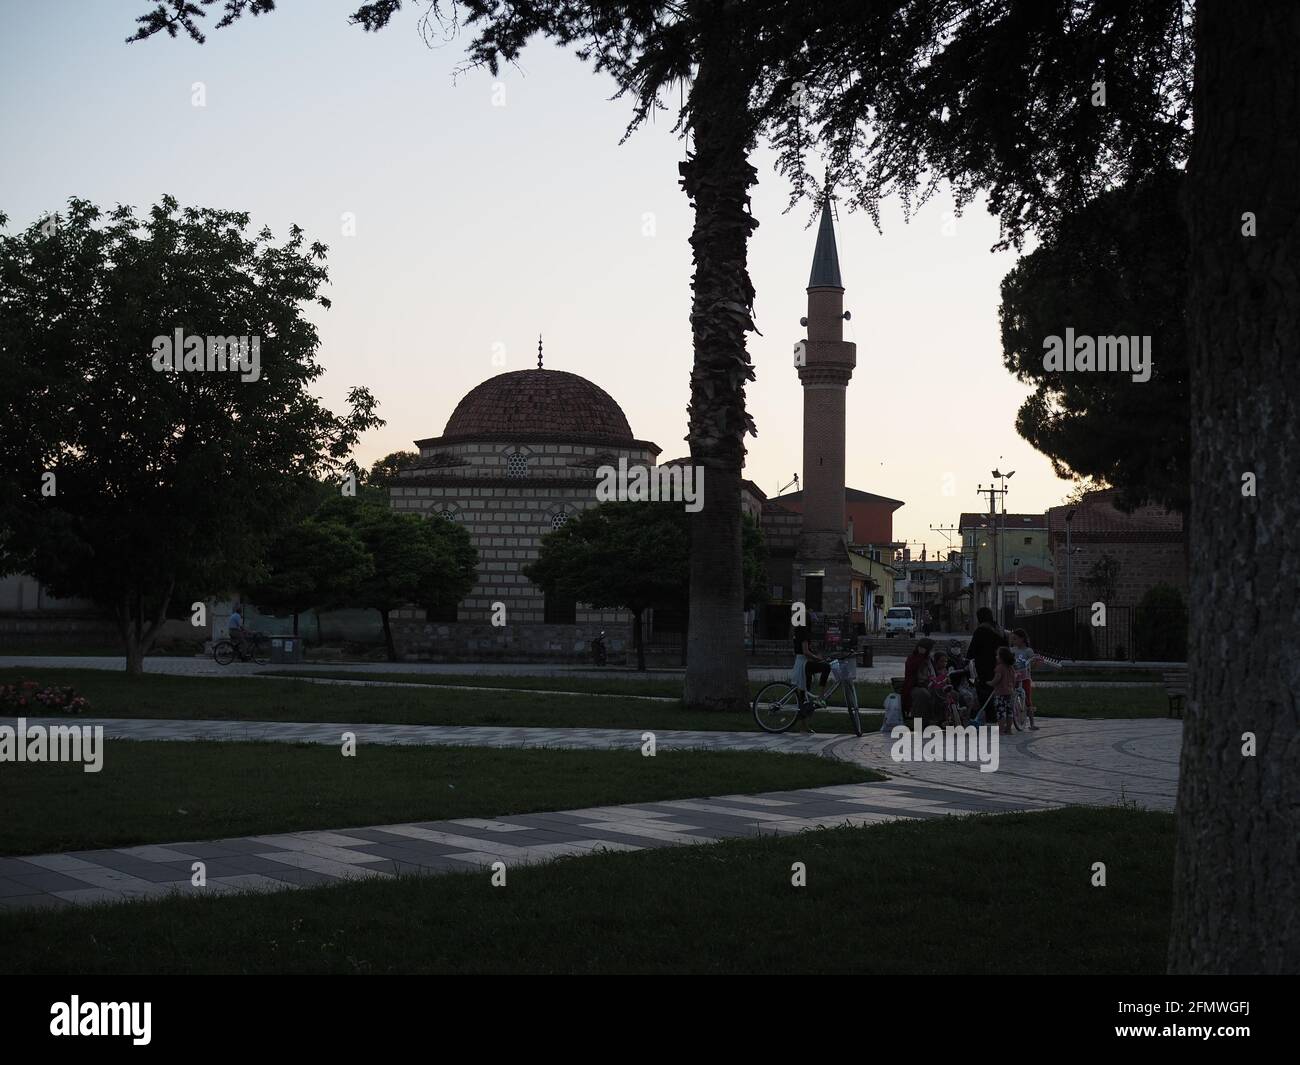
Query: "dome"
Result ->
[[441, 369, 635, 443]]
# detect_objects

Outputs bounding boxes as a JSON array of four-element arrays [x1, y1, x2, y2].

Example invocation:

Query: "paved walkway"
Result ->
[[836, 717, 1181, 811], [0, 655, 911, 683], [2, 715, 846, 756], [0, 778, 1048, 912], [0, 713, 1180, 912]]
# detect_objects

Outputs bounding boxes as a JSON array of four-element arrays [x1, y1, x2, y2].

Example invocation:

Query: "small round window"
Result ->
[[506, 453, 529, 479]]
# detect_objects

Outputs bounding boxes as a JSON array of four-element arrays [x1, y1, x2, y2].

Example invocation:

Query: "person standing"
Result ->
[[966, 606, 1008, 725]]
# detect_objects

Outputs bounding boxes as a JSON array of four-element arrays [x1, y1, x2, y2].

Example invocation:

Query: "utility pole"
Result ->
[[975, 484, 1002, 615], [930, 522, 963, 630]]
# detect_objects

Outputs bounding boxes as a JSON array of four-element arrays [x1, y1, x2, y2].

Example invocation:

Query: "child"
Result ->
[[992, 646, 1017, 734], [1010, 628, 1061, 731], [928, 650, 964, 726]]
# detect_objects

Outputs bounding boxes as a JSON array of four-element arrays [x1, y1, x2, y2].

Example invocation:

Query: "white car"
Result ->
[[884, 607, 916, 638]]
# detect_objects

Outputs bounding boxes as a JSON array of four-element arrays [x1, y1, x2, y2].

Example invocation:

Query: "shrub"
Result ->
[[1136, 584, 1189, 661]]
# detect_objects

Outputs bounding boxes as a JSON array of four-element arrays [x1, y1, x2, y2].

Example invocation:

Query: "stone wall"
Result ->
[[1053, 536, 1187, 608], [391, 437, 655, 628], [391, 619, 633, 662]]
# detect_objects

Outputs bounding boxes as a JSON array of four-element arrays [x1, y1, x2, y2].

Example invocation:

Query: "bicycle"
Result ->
[[752, 654, 863, 737], [212, 631, 271, 666]]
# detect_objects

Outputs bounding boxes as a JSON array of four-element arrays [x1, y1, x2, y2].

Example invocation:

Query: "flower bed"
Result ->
[[0, 680, 91, 714]]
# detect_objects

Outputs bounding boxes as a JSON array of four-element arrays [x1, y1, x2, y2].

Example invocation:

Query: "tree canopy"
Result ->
[[524, 501, 766, 670], [1000, 168, 1189, 514], [317, 496, 478, 660], [0, 196, 382, 671]]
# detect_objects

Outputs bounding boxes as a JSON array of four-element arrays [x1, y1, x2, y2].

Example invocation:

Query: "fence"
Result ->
[[1012, 605, 1141, 661]]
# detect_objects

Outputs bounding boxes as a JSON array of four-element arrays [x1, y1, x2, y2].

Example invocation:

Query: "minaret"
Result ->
[[795, 198, 856, 615]]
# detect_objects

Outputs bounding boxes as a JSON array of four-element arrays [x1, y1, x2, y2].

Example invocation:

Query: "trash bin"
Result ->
[[270, 635, 304, 664], [860, 644, 873, 668]]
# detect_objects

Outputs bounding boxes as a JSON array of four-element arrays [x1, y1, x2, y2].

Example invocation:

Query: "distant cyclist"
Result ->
[[227, 604, 246, 655]]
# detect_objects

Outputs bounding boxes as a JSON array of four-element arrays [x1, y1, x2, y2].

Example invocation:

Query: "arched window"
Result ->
[[551, 511, 569, 531], [506, 453, 530, 479]]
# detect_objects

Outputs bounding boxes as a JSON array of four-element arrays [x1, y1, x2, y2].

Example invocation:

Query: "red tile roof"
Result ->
[[1046, 489, 1183, 536]]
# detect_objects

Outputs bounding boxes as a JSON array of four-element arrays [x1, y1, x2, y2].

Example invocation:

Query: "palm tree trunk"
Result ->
[[1168, 0, 1300, 973], [680, 36, 759, 713]]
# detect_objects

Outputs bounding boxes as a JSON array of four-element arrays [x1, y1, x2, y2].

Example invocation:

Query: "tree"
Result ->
[[124, 0, 890, 715], [0, 197, 381, 673], [524, 502, 767, 672], [1082, 553, 1121, 606], [1168, 0, 1299, 974], [525, 502, 688, 672], [365, 449, 419, 488], [1135, 582, 1187, 662], [1000, 169, 1190, 514], [244, 517, 374, 635], [318, 497, 477, 661], [809, 0, 1294, 976]]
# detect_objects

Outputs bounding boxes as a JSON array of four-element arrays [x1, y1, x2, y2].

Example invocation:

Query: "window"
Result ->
[[544, 590, 576, 625], [506, 453, 529, 479], [439, 508, 458, 522], [804, 576, 823, 612], [551, 511, 569, 530], [1024, 536, 1032, 545]]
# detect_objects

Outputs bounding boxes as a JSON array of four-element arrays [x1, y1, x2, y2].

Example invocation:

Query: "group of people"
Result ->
[[901, 606, 1060, 733], [785, 605, 1058, 735]]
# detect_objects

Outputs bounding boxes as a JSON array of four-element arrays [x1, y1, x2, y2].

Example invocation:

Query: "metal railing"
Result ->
[[1012, 605, 1139, 661]]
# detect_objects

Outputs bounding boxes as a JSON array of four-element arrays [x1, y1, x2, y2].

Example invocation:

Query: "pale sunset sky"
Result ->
[[0, 0, 1075, 549]]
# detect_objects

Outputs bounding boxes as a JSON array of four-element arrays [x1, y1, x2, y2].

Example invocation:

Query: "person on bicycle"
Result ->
[[227, 604, 246, 655], [790, 612, 831, 732]]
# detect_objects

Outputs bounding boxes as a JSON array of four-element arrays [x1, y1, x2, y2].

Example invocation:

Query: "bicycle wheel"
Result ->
[[841, 682, 863, 737], [752, 682, 802, 733], [213, 640, 235, 666], [847, 701, 863, 737], [251, 638, 271, 665]]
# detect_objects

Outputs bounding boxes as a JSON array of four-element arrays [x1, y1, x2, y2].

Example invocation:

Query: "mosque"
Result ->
[[387, 203, 903, 660]]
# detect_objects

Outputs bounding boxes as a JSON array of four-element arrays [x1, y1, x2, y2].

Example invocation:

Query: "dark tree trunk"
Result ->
[[118, 583, 172, 676], [292, 612, 300, 637], [1169, 0, 1300, 973], [680, 34, 759, 713], [633, 608, 646, 672], [379, 608, 397, 662]]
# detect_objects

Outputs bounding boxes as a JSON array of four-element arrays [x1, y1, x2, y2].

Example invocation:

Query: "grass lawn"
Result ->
[[266, 669, 1168, 717], [0, 667, 1163, 729], [0, 668, 879, 733], [0, 740, 879, 856], [0, 806, 1174, 974]]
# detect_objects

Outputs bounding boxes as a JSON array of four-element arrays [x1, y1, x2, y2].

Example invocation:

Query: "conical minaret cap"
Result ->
[[807, 198, 843, 290]]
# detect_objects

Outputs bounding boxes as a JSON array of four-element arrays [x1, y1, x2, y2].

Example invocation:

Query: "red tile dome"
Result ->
[[441, 369, 635, 443]]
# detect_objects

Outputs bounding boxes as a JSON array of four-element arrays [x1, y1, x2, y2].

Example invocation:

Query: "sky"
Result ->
[[0, 0, 1075, 551]]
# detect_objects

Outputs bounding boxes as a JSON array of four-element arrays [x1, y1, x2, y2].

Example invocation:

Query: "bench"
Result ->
[[1163, 669, 1188, 718]]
